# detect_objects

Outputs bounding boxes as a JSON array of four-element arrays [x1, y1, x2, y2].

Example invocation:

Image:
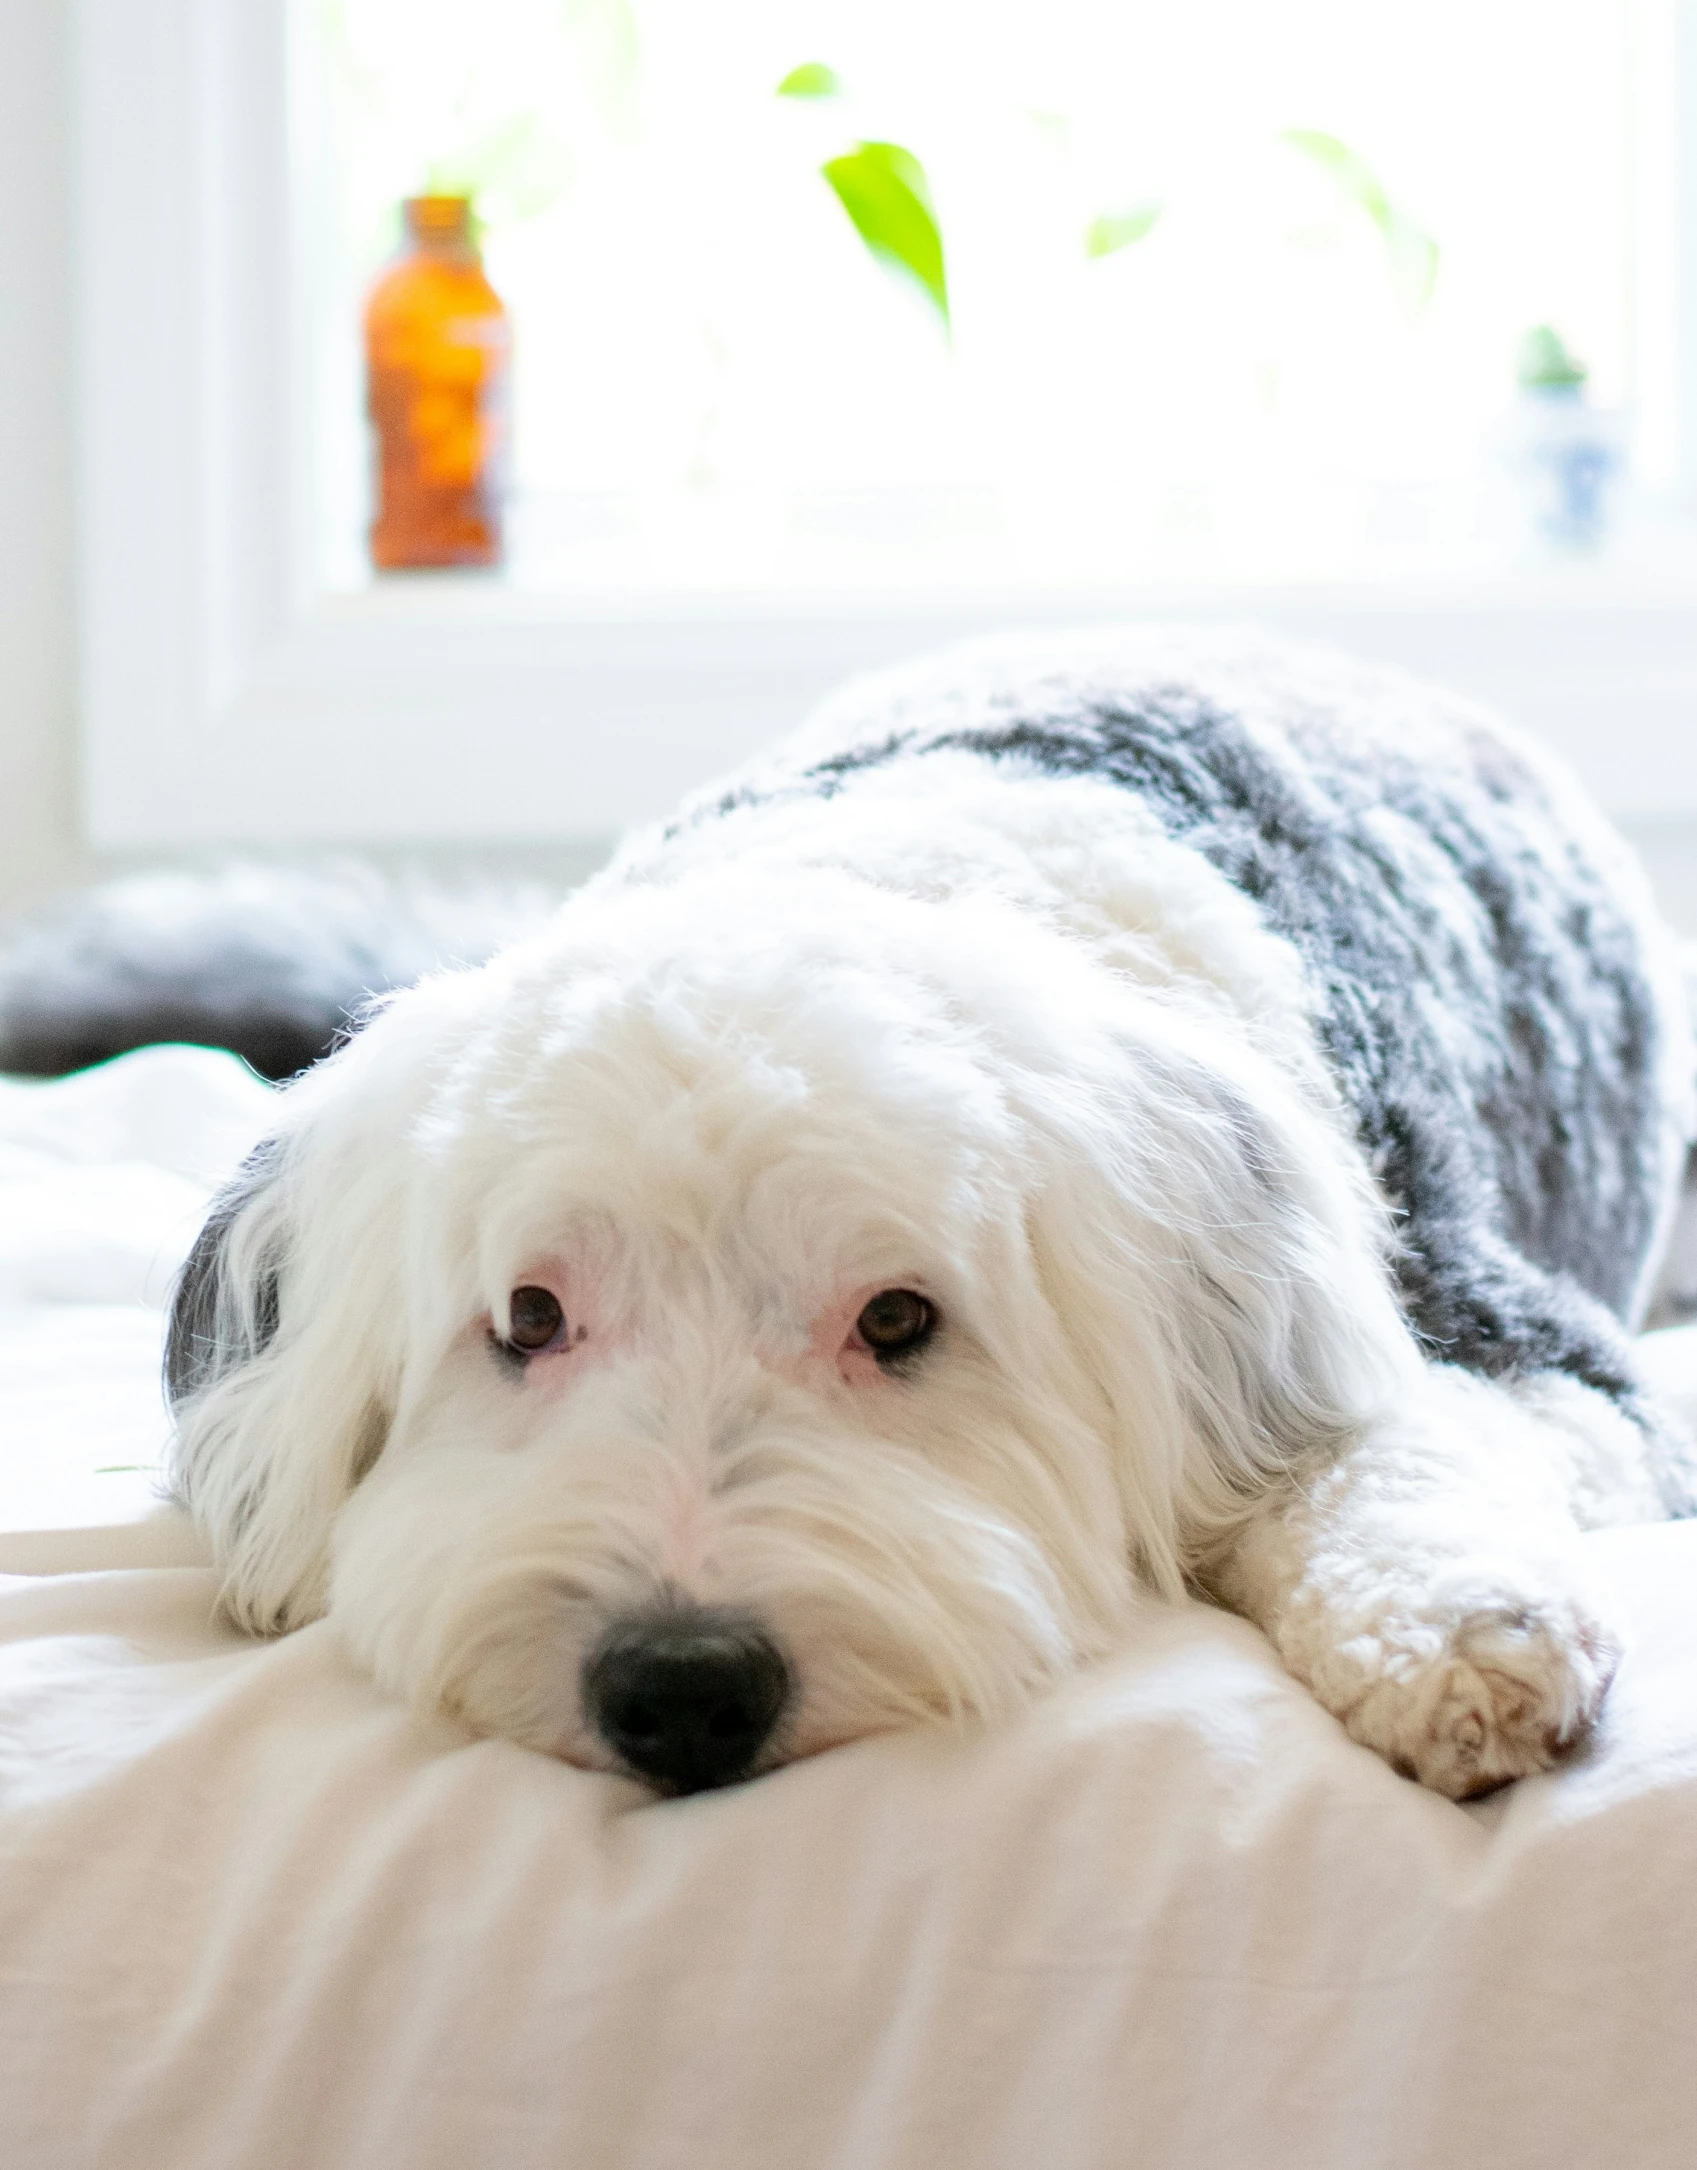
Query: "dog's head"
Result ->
[[167, 865, 1399, 1791]]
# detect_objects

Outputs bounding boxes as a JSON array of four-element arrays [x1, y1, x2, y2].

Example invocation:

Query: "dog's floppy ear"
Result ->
[[165, 1140, 286, 1406], [1020, 1000, 1414, 1600], [165, 1067, 407, 1636]]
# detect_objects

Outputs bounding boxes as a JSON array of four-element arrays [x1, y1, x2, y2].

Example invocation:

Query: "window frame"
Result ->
[[73, 0, 1697, 849]]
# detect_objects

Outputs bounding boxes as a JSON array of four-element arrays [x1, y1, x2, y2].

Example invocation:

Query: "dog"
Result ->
[[68, 628, 1697, 1800]]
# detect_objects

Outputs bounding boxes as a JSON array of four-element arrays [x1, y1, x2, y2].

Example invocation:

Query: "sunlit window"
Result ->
[[308, 0, 1654, 593]]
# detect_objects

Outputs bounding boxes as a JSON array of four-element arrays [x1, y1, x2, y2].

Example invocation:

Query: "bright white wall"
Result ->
[[0, 0, 81, 913]]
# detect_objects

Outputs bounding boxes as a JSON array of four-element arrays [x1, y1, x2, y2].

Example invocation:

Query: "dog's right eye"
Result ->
[[504, 1286, 565, 1353], [855, 1288, 937, 1363]]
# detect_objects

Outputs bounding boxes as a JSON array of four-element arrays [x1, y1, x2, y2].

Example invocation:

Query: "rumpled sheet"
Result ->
[[0, 1046, 270, 1557], [2, 1050, 1695, 2170]]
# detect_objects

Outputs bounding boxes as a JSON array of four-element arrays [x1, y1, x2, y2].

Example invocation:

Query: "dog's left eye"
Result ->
[[504, 1286, 565, 1353], [855, 1288, 937, 1363]]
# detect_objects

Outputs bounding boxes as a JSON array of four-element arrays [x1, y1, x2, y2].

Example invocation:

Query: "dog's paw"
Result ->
[[1293, 1570, 1623, 1800]]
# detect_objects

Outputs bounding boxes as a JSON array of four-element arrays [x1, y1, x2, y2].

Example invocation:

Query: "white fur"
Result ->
[[170, 711, 1681, 1800]]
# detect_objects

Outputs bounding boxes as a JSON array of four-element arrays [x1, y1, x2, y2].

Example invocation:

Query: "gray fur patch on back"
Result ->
[[698, 638, 1679, 1411]]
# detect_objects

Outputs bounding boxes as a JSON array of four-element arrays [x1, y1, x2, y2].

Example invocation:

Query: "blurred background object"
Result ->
[[1502, 324, 1625, 553], [365, 195, 510, 570]]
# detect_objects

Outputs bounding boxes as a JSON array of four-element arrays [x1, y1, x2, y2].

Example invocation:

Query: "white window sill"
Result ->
[[85, 564, 1697, 848]]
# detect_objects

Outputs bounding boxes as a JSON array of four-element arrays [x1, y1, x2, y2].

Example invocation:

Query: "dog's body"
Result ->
[[130, 630, 1696, 1797]]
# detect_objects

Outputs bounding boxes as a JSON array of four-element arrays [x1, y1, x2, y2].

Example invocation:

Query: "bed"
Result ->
[[2, 1047, 1695, 2169]]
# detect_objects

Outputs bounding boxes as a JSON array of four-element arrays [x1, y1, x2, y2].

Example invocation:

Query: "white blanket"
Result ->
[[0, 1047, 271, 1563], [2, 1052, 1695, 2170]]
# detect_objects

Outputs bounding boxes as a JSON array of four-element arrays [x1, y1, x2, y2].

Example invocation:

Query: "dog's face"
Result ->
[[324, 908, 1143, 1790], [168, 868, 1400, 1791]]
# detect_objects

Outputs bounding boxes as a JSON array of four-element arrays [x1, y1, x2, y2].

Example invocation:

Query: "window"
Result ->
[[74, 0, 1697, 849], [313, 0, 1659, 590]]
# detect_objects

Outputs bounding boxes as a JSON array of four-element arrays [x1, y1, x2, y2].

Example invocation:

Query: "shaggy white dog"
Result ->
[[157, 630, 1696, 1800]]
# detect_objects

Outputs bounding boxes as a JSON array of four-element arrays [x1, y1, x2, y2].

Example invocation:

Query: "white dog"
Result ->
[[155, 629, 1696, 1800]]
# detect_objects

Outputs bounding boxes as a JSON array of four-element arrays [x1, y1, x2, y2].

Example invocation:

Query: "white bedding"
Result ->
[[2, 1051, 1696, 2170], [0, 1048, 270, 1569]]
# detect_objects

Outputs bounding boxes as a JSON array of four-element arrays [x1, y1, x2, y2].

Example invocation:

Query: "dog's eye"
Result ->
[[505, 1286, 565, 1353], [856, 1288, 937, 1363]]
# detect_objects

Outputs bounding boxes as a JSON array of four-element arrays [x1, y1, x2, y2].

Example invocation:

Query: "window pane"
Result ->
[[308, 0, 1642, 591]]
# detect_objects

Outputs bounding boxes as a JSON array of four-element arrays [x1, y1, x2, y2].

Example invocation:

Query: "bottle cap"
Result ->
[[403, 196, 474, 247]]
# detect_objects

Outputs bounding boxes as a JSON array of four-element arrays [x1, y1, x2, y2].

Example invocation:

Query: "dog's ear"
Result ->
[[165, 1072, 405, 1636], [165, 1140, 286, 1406], [1020, 1001, 1414, 1599]]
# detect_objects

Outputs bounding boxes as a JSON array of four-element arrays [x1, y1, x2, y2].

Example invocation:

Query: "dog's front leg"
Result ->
[[1206, 1364, 1652, 1797]]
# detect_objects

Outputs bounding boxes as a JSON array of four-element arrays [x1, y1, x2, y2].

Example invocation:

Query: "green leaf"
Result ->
[[1085, 202, 1162, 258], [1517, 323, 1587, 390], [777, 62, 842, 99], [820, 140, 949, 330], [1282, 128, 1439, 310], [1284, 129, 1390, 226]]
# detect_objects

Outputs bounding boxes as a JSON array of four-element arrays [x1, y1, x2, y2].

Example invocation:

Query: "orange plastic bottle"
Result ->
[[365, 196, 510, 570]]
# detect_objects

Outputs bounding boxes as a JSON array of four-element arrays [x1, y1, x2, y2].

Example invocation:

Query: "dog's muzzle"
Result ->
[[582, 1606, 791, 1794]]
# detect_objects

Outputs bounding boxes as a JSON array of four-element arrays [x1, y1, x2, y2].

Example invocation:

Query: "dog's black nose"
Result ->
[[583, 1608, 791, 1794]]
